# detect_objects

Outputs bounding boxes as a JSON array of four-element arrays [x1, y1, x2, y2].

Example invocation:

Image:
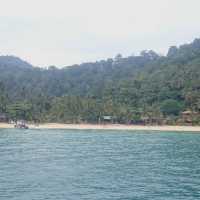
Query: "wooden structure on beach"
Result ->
[[99, 116, 115, 124], [181, 111, 199, 124]]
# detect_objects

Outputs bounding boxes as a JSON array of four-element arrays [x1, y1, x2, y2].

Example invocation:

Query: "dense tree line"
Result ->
[[0, 39, 200, 124]]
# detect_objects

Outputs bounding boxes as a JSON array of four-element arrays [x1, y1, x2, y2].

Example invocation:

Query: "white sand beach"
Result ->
[[1, 123, 200, 132]]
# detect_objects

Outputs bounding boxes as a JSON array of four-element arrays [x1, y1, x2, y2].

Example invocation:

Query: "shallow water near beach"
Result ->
[[0, 129, 200, 200]]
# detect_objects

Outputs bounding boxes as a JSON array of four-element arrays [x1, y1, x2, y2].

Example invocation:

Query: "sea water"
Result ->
[[0, 129, 200, 200]]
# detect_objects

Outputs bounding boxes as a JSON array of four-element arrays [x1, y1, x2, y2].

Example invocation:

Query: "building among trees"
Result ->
[[0, 113, 8, 122]]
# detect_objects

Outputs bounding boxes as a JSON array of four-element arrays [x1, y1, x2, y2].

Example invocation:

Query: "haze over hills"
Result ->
[[0, 56, 33, 69], [0, 38, 200, 124]]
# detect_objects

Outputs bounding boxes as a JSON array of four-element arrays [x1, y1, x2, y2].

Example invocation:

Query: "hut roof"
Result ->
[[182, 111, 198, 114], [103, 116, 112, 120]]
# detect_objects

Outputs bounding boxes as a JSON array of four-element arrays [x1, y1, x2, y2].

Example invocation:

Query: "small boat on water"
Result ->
[[14, 121, 29, 129]]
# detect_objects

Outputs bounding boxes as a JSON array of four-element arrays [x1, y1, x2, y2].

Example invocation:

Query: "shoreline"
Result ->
[[0, 123, 200, 132]]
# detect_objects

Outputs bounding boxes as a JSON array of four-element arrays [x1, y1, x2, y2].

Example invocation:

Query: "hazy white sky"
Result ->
[[0, 0, 200, 67]]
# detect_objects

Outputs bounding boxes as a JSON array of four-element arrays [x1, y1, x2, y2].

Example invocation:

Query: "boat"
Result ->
[[14, 121, 29, 129]]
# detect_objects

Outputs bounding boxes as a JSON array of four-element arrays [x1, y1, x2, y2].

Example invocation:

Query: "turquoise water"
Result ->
[[0, 129, 200, 200]]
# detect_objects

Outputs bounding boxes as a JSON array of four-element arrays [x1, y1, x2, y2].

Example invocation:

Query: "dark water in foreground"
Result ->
[[0, 129, 200, 200]]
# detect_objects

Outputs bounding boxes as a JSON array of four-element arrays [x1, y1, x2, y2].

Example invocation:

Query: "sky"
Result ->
[[0, 0, 200, 67]]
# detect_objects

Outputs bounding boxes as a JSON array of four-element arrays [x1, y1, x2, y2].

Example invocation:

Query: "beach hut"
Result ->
[[181, 111, 198, 124], [101, 116, 113, 124]]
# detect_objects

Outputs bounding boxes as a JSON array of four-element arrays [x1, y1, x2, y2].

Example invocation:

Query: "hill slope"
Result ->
[[0, 39, 199, 124]]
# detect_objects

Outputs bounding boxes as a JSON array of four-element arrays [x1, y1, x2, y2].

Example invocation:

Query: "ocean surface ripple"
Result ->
[[0, 129, 200, 200]]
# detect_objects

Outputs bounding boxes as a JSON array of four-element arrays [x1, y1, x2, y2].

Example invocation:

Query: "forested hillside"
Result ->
[[0, 39, 200, 124]]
